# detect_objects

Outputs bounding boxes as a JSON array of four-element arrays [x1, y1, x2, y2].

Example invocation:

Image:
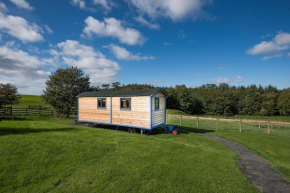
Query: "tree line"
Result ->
[[100, 82, 290, 116], [165, 84, 290, 116], [1, 67, 289, 118]]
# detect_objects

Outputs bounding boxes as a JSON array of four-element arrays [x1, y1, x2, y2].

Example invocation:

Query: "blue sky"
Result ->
[[0, 0, 290, 94]]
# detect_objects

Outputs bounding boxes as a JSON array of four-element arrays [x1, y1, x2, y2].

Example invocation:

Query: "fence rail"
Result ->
[[0, 107, 54, 117], [167, 114, 290, 136]]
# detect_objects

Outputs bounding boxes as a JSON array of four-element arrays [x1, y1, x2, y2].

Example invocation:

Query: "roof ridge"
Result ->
[[77, 88, 167, 97]]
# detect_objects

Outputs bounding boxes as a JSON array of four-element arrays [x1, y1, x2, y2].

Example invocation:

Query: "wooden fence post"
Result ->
[[26, 108, 27, 116], [196, 117, 199, 129], [52, 110, 54, 117], [239, 119, 242, 132], [267, 121, 270, 134], [180, 115, 182, 125], [216, 118, 219, 131], [10, 106, 12, 116]]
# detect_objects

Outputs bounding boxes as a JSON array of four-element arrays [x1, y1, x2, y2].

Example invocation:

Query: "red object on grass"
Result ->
[[172, 130, 178, 135]]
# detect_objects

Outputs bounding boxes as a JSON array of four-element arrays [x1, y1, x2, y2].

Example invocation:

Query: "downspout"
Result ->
[[150, 96, 152, 129], [110, 97, 112, 124]]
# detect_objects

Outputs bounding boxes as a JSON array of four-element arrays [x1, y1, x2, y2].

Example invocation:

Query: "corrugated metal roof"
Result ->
[[77, 88, 168, 98]]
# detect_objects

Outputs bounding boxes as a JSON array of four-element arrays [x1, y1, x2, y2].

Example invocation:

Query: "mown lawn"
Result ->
[[0, 117, 257, 193], [167, 116, 290, 182]]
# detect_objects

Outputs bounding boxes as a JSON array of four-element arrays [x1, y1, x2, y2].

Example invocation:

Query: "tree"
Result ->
[[112, 82, 121, 90], [0, 83, 21, 108], [101, 84, 110, 90], [278, 90, 290, 116], [42, 67, 90, 118]]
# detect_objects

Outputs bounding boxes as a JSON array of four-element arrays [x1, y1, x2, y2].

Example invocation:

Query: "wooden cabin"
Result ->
[[77, 88, 168, 130]]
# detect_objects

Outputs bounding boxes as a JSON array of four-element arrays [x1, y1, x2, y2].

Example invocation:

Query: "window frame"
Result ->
[[97, 97, 106, 109], [120, 97, 131, 111], [155, 97, 160, 111]]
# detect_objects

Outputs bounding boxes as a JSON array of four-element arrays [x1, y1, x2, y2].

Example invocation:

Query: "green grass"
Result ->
[[0, 117, 257, 193], [13, 95, 50, 108], [167, 115, 290, 182], [167, 109, 290, 122]]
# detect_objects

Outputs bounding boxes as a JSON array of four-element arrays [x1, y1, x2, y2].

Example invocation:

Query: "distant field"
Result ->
[[13, 95, 51, 108], [167, 109, 290, 122]]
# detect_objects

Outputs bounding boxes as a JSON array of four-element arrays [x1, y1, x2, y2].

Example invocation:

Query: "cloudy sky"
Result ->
[[0, 0, 290, 94]]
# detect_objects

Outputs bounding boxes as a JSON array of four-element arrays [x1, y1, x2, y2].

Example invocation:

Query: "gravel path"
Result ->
[[201, 133, 290, 193]]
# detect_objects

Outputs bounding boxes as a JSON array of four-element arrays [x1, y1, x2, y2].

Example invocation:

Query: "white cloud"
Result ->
[[134, 16, 160, 30], [92, 0, 114, 12], [51, 40, 120, 85], [0, 2, 8, 12], [247, 41, 288, 55], [213, 77, 230, 84], [178, 30, 186, 39], [233, 76, 244, 82], [213, 76, 245, 84], [288, 53, 290, 57], [0, 45, 54, 94], [10, 0, 33, 11], [163, 42, 172, 46], [127, 0, 210, 21], [0, 46, 50, 78], [274, 32, 290, 45], [70, 0, 114, 12], [105, 44, 155, 61], [70, 0, 86, 10], [247, 32, 290, 58], [0, 12, 43, 42], [44, 25, 53, 34], [82, 17, 145, 45], [262, 54, 282, 61]]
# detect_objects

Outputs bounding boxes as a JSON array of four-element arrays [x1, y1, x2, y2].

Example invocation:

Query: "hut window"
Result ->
[[97, 98, 106, 109], [155, 97, 160, 110], [120, 98, 131, 110]]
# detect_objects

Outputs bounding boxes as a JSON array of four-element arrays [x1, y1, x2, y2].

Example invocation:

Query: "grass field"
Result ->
[[167, 109, 290, 122], [0, 117, 257, 193], [13, 95, 50, 108], [167, 115, 290, 182]]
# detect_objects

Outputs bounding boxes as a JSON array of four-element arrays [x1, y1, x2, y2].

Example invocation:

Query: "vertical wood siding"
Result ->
[[79, 97, 111, 123], [151, 92, 166, 127]]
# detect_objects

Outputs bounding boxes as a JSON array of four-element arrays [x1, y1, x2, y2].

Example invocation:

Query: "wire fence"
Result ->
[[167, 114, 290, 136]]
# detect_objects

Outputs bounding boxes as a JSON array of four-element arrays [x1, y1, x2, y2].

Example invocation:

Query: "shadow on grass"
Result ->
[[176, 125, 215, 134], [0, 127, 78, 136], [0, 117, 27, 122]]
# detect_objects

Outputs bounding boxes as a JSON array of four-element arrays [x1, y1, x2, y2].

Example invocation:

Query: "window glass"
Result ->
[[98, 99, 102, 107], [155, 97, 160, 110], [97, 98, 106, 108], [102, 99, 106, 107], [120, 98, 131, 109]]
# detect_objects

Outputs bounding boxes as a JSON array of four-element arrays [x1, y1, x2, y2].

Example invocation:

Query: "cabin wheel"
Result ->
[[128, 128, 136, 133]]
